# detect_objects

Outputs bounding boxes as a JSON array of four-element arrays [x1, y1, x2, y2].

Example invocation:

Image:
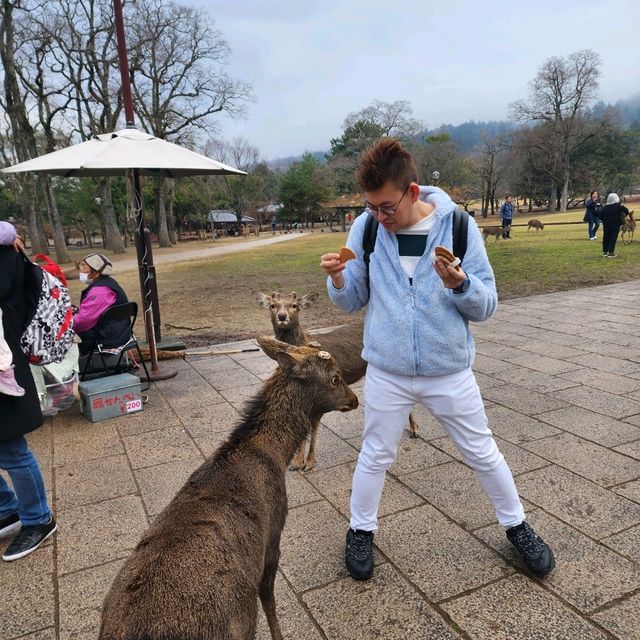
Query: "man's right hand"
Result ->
[[320, 252, 346, 289], [12, 234, 25, 253]]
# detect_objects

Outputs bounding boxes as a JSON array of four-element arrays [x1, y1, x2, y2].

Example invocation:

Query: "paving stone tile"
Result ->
[[481, 384, 568, 414], [523, 433, 640, 487], [568, 352, 640, 375], [377, 504, 512, 602], [188, 354, 244, 374], [58, 559, 125, 640], [113, 393, 181, 436], [180, 401, 242, 439], [191, 428, 233, 457], [591, 592, 640, 640], [306, 460, 423, 520], [399, 462, 497, 529], [503, 352, 584, 375], [388, 433, 453, 475], [476, 511, 640, 612], [54, 454, 137, 511], [0, 547, 54, 639], [122, 426, 201, 469], [616, 479, 640, 504], [135, 456, 203, 516], [279, 501, 374, 591], [285, 471, 323, 508], [207, 367, 263, 391], [53, 418, 123, 467], [472, 353, 513, 375], [474, 342, 529, 361], [303, 426, 358, 472], [516, 466, 640, 539], [516, 341, 589, 360], [56, 495, 148, 575], [485, 405, 562, 444], [302, 564, 461, 639], [432, 436, 549, 477], [255, 572, 322, 640], [624, 413, 640, 427], [560, 367, 640, 395], [15, 629, 56, 640], [473, 371, 506, 390], [538, 406, 640, 447], [614, 438, 640, 460], [491, 366, 579, 393], [442, 574, 608, 640], [162, 387, 226, 412], [218, 383, 263, 408], [553, 385, 640, 419], [237, 354, 278, 376], [603, 524, 640, 564]]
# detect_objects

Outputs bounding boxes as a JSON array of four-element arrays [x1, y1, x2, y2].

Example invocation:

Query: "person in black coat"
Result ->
[[599, 193, 629, 257], [0, 240, 57, 562]]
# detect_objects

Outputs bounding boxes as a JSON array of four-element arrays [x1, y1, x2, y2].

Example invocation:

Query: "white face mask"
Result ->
[[79, 272, 90, 283]]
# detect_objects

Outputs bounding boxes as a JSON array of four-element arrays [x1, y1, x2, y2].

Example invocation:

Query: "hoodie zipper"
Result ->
[[409, 279, 419, 375]]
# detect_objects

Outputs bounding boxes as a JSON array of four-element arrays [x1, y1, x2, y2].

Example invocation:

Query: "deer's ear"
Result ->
[[256, 335, 291, 360], [299, 293, 319, 308], [255, 291, 272, 308], [275, 351, 306, 378]]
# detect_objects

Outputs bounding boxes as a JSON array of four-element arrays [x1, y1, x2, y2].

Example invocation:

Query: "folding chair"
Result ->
[[79, 301, 150, 391]]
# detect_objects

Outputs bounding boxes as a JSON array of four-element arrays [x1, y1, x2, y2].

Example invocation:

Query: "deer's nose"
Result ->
[[278, 313, 288, 321]]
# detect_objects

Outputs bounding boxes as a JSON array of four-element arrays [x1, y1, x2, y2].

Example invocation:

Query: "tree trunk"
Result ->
[[156, 177, 171, 247], [99, 178, 125, 253], [548, 181, 557, 213], [40, 176, 72, 263], [167, 178, 177, 244], [560, 167, 570, 213], [24, 179, 48, 254]]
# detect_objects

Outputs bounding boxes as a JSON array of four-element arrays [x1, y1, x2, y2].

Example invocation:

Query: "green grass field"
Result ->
[[65, 208, 639, 344]]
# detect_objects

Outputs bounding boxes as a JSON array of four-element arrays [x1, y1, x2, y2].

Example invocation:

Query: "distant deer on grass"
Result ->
[[527, 219, 544, 232], [620, 210, 635, 244], [256, 291, 419, 472], [482, 225, 510, 242], [99, 336, 358, 640]]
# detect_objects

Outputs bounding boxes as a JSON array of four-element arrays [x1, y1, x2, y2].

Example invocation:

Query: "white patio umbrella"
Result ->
[[1, 127, 246, 379], [1, 127, 246, 178]]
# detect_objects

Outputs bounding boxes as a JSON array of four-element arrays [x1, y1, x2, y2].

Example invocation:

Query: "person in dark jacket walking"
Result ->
[[499, 195, 514, 238], [584, 191, 602, 240], [599, 193, 629, 257], [74, 253, 130, 371], [0, 239, 57, 562]]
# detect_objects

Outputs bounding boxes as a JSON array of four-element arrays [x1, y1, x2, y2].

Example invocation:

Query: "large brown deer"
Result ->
[[620, 210, 635, 244], [99, 336, 358, 640], [256, 291, 419, 471]]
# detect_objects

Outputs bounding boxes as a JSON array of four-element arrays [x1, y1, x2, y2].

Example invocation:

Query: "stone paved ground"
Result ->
[[2, 281, 640, 640]]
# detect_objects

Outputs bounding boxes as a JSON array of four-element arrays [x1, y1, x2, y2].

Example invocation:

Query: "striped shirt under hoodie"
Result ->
[[395, 212, 436, 281]]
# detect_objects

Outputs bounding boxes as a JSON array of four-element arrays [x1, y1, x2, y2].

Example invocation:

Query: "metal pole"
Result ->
[[113, 0, 175, 380]]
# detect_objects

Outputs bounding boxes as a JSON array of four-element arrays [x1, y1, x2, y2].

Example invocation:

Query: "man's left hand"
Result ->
[[433, 260, 467, 289], [12, 235, 25, 253]]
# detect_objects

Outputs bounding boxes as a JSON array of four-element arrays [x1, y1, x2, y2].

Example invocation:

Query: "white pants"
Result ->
[[350, 364, 525, 531], [0, 309, 12, 371]]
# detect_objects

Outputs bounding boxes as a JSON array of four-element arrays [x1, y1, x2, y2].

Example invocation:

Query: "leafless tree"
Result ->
[[343, 100, 423, 139], [510, 50, 602, 212], [0, 0, 49, 253], [51, 0, 125, 252], [127, 0, 254, 246], [475, 134, 510, 217]]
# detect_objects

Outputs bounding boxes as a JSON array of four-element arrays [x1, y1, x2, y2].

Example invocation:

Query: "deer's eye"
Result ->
[[331, 375, 340, 385], [291, 304, 297, 309], [270, 304, 276, 309]]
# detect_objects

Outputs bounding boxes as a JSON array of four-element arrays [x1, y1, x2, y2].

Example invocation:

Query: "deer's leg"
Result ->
[[289, 440, 307, 471], [408, 412, 419, 438], [259, 533, 284, 640], [302, 416, 321, 471]]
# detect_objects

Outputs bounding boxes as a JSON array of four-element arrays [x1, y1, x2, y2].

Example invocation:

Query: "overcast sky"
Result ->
[[195, 0, 640, 160]]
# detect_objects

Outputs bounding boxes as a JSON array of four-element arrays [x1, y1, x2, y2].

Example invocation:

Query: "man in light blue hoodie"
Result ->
[[320, 138, 554, 581]]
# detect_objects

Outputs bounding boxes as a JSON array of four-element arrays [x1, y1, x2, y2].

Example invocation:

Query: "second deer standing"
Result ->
[[256, 291, 419, 471]]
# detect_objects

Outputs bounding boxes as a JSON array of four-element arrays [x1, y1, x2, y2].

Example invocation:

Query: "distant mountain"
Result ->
[[267, 150, 326, 172]]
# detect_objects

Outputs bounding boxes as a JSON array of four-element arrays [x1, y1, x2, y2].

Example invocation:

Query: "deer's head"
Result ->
[[255, 291, 319, 331]]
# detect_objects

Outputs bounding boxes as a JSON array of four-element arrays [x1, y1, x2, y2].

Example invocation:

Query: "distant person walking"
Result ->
[[499, 195, 514, 238], [584, 191, 602, 240], [271, 217, 277, 235], [599, 193, 628, 258]]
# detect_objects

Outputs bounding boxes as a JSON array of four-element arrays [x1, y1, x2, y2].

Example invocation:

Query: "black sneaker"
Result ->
[[0, 512, 21, 538], [2, 517, 57, 562], [345, 528, 374, 581], [506, 521, 555, 577]]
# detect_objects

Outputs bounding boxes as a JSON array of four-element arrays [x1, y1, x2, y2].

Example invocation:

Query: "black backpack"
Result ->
[[362, 209, 470, 293]]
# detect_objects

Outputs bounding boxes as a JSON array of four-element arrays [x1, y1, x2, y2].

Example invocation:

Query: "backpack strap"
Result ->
[[362, 207, 470, 295], [452, 208, 469, 264]]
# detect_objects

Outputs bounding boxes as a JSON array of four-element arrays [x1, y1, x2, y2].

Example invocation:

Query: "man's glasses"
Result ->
[[364, 184, 411, 218]]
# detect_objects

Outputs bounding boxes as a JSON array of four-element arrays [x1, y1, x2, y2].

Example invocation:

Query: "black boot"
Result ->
[[506, 521, 555, 577], [345, 528, 374, 580]]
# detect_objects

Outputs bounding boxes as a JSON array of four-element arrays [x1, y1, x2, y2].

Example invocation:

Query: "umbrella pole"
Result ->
[[114, 0, 176, 382]]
